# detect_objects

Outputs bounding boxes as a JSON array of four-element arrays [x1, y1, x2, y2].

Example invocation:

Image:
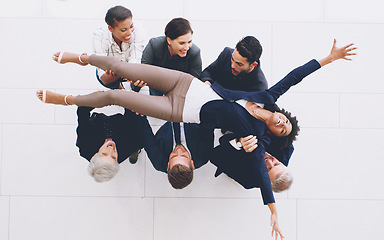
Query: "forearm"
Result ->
[[317, 55, 334, 67], [267, 202, 277, 215], [268, 202, 284, 240]]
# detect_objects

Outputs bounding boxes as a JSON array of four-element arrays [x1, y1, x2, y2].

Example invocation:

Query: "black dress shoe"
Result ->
[[129, 149, 141, 164]]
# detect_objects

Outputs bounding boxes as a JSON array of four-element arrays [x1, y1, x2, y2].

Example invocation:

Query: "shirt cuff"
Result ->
[[229, 139, 242, 150]]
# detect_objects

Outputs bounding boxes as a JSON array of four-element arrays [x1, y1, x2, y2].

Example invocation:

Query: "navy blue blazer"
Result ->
[[200, 59, 321, 204], [200, 47, 268, 92], [142, 121, 211, 173], [211, 59, 320, 104]]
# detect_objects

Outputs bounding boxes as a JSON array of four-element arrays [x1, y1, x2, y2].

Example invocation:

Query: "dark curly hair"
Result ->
[[271, 108, 300, 149]]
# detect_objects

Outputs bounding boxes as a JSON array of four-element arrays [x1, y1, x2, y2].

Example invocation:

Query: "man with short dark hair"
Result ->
[[200, 36, 267, 92], [142, 121, 212, 189]]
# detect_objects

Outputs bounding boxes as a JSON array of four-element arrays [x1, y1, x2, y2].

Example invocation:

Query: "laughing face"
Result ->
[[109, 17, 134, 45], [97, 138, 118, 163], [167, 32, 193, 58], [266, 112, 292, 137]]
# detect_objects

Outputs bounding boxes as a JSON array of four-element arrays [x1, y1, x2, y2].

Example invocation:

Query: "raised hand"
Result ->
[[319, 39, 357, 67], [329, 39, 357, 61]]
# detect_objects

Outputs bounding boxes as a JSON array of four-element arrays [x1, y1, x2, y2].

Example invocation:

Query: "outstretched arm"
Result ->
[[266, 39, 356, 102], [318, 39, 357, 67], [267, 203, 284, 240]]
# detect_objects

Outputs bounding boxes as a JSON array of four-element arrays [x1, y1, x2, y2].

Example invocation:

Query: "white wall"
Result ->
[[1, 0, 383, 239]]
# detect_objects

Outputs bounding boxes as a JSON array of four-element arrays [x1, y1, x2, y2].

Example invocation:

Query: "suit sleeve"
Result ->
[[76, 107, 95, 161], [267, 59, 321, 102], [142, 121, 169, 173], [213, 139, 275, 205]]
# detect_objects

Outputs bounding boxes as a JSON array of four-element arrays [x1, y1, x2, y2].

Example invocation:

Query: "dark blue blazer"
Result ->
[[200, 47, 268, 92], [142, 121, 211, 173], [200, 59, 321, 204]]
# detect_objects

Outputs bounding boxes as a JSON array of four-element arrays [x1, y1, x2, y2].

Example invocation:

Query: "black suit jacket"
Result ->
[[142, 121, 211, 172], [76, 107, 147, 163]]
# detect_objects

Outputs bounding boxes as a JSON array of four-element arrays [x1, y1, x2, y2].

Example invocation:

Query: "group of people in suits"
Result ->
[[36, 5, 356, 239]]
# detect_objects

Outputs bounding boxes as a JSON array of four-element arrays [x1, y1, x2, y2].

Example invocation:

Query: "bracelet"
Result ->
[[78, 53, 87, 64], [64, 95, 70, 105]]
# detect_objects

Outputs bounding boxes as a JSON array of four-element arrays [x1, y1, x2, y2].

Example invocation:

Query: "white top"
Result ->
[[92, 22, 147, 78], [183, 79, 222, 123], [183, 79, 256, 123]]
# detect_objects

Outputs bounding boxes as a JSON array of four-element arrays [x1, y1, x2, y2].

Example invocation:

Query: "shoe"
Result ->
[[129, 149, 141, 164], [130, 82, 142, 92]]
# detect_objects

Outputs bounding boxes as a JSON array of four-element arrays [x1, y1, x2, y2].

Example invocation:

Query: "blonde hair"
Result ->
[[88, 154, 120, 182]]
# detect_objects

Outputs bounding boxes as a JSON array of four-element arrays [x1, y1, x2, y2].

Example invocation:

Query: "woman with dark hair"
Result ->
[[140, 17, 202, 95], [91, 5, 146, 89]]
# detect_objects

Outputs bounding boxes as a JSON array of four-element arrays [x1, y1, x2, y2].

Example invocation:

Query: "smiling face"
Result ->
[[230, 49, 257, 76], [108, 17, 134, 45], [167, 32, 193, 58], [167, 144, 194, 170], [266, 112, 292, 137], [264, 153, 286, 181], [97, 138, 118, 164]]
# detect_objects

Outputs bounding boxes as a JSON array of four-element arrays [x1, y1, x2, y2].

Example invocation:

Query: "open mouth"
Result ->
[[106, 140, 116, 150], [276, 118, 281, 126]]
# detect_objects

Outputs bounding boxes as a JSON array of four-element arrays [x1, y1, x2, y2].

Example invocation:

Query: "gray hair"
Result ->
[[271, 170, 293, 193], [88, 154, 120, 182]]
